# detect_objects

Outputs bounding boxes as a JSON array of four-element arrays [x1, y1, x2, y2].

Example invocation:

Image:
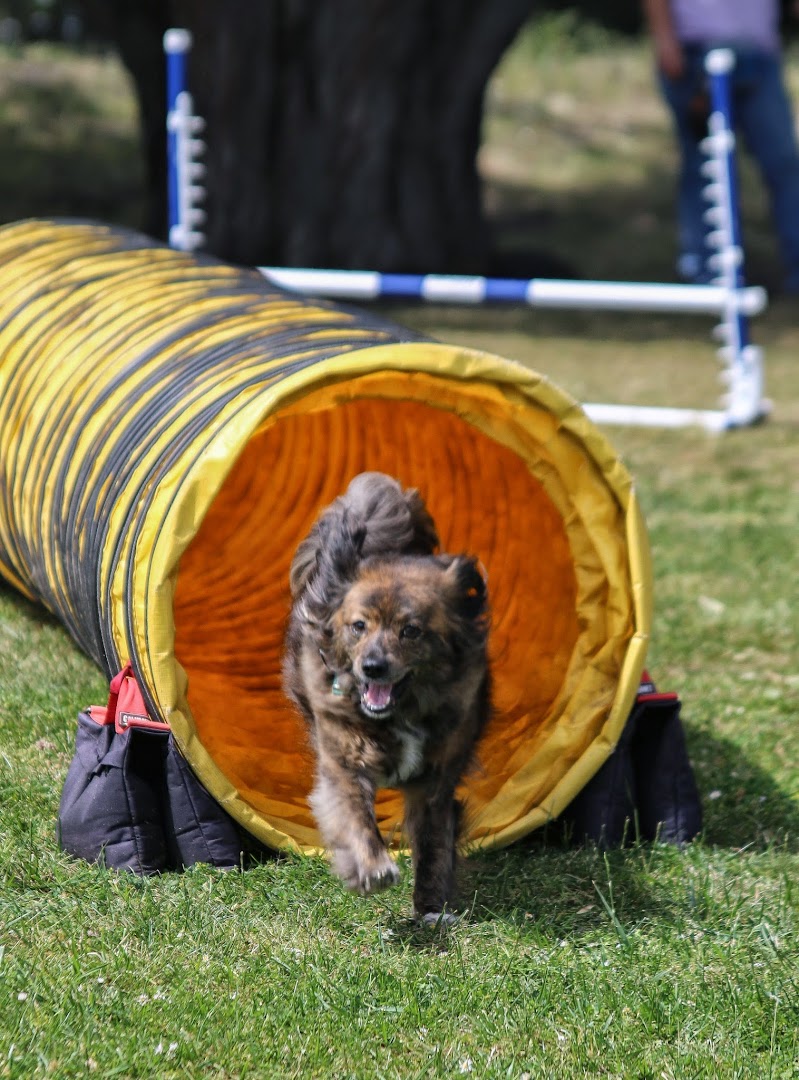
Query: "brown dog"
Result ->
[[282, 472, 490, 920]]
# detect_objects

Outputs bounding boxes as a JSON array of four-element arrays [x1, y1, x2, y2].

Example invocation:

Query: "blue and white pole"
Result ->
[[259, 267, 765, 318], [701, 48, 765, 426], [164, 28, 206, 251]]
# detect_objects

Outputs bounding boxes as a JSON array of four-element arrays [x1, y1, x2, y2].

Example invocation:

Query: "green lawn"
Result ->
[[1, 21, 799, 1079]]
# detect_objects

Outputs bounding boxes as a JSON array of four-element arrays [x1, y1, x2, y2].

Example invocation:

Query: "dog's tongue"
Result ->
[[365, 682, 393, 709]]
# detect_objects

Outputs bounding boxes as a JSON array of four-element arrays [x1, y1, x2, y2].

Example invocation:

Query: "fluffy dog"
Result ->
[[282, 472, 490, 919]]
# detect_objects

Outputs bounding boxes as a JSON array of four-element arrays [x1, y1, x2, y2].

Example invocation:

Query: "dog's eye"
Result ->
[[400, 623, 422, 640], [350, 620, 366, 636]]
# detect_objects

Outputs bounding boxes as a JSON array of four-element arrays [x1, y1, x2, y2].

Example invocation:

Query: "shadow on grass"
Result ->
[[376, 720, 799, 948], [444, 728, 799, 936], [686, 727, 799, 850]]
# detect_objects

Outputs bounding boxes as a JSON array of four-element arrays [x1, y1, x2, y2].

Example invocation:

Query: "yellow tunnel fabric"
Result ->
[[0, 219, 651, 853]]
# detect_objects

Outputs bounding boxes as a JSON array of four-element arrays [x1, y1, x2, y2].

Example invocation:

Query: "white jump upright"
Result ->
[[164, 33, 769, 432], [164, 29, 206, 252], [704, 49, 766, 427]]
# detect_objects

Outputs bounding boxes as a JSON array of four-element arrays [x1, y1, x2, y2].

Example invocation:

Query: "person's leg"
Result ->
[[735, 51, 799, 292], [659, 49, 714, 281]]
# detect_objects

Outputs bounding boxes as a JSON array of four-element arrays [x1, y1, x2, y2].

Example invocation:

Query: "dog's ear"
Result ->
[[290, 501, 365, 600], [443, 556, 488, 622], [323, 511, 366, 586], [302, 511, 365, 623]]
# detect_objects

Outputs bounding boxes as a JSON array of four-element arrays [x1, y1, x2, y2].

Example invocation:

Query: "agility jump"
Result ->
[[165, 29, 769, 432]]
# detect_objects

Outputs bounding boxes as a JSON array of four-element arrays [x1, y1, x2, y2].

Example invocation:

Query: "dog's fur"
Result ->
[[282, 472, 490, 918]]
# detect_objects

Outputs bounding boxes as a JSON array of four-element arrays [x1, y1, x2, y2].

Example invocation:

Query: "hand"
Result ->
[[656, 34, 685, 79]]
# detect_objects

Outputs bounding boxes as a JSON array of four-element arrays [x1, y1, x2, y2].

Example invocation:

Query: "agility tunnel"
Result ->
[[0, 218, 652, 857]]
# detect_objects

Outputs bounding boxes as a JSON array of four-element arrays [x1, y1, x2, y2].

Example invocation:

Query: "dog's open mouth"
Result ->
[[359, 674, 411, 717]]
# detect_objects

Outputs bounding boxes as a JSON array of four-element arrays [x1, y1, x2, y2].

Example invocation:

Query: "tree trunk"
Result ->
[[100, 1, 533, 271]]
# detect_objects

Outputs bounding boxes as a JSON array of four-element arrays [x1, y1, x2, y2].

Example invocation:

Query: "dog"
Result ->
[[282, 472, 491, 920]]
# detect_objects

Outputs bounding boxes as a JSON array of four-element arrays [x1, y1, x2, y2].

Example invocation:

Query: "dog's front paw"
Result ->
[[417, 910, 459, 929], [332, 847, 400, 895]]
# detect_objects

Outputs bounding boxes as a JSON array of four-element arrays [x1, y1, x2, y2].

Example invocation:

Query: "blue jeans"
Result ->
[[660, 46, 799, 290]]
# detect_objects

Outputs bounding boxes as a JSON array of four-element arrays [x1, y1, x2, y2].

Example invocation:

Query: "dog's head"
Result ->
[[325, 555, 489, 720]]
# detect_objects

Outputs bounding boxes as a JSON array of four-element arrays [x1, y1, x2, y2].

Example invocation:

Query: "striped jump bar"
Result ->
[[259, 268, 767, 317]]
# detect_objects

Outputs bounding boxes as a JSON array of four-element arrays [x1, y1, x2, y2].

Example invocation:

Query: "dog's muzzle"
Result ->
[[359, 673, 411, 717]]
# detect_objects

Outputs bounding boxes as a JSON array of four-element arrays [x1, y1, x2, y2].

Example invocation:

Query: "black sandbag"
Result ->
[[562, 677, 702, 846], [58, 665, 244, 873], [58, 709, 171, 874]]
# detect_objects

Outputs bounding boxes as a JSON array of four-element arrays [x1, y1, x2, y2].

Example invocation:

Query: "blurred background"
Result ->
[[0, 0, 797, 416], [1, 0, 796, 286]]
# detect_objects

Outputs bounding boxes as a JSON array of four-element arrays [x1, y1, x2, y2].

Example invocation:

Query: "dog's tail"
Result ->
[[289, 472, 439, 599], [343, 472, 438, 559]]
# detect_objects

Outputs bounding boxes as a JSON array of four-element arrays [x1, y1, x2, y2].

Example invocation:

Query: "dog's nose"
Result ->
[[361, 655, 390, 680]]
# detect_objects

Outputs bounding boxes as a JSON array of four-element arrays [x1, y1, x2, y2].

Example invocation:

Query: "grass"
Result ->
[[2, 18, 799, 1079]]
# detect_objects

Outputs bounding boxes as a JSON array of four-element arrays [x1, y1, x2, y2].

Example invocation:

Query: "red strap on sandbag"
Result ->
[[88, 662, 166, 734], [637, 669, 679, 705]]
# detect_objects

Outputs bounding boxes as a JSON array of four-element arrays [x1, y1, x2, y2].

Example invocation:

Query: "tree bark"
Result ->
[[98, 1, 533, 271]]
